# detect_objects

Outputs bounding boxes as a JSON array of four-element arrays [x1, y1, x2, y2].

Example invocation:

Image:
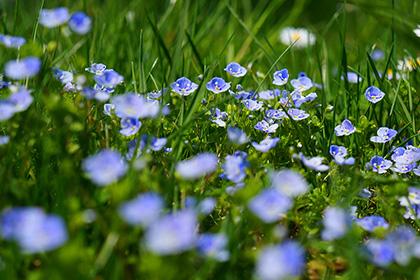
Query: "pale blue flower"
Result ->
[[248, 188, 292, 223], [254, 120, 278, 134], [221, 151, 248, 184], [39, 7, 70, 28], [356, 216, 389, 232], [5, 57, 41, 80], [68, 12, 92, 34], [291, 91, 317, 107], [0, 102, 15, 121], [322, 207, 350, 240], [210, 108, 228, 127], [206, 77, 230, 94], [94, 69, 124, 88], [365, 239, 394, 267], [112, 93, 160, 119], [391, 162, 416, 174], [265, 109, 286, 120], [85, 63, 106, 75], [150, 137, 167, 151], [103, 103, 115, 116], [171, 77, 198, 96], [291, 76, 312, 91], [369, 156, 392, 174], [341, 72, 361, 84], [53, 68, 74, 85], [287, 108, 309, 120], [197, 233, 229, 261], [242, 99, 263, 111], [399, 187, 420, 220], [227, 127, 249, 145], [370, 127, 397, 143], [118, 192, 163, 227], [270, 169, 308, 197], [329, 145, 355, 165], [272, 69, 289, 86], [197, 198, 216, 215], [258, 89, 280, 100], [0, 135, 9, 145], [0, 34, 26, 48], [298, 153, 329, 172], [334, 119, 356, 136], [176, 153, 218, 180], [365, 86, 385, 104], [119, 118, 141, 136], [252, 137, 279, 153], [225, 62, 247, 77], [391, 146, 420, 165]]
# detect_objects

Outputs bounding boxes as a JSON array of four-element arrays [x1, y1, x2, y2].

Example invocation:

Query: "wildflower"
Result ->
[[227, 127, 249, 145], [53, 68, 74, 85], [291, 91, 317, 107], [0, 34, 26, 48], [4, 57, 41, 80], [356, 216, 389, 232], [391, 162, 416, 174], [82, 149, 127, 186], [231, 90, 253, 100], [287, 108, 309, 121], [342, 72, 361, 84], [0, 135, 10, 145], [270, 169, 308, 197], [210, 108, 228, 127], [399, 187, 420, 220], [321, 207, 350, 240], [255, 120, 278, 134], [266, 109, 287, 120], [197, 233, 229, 262], [68, 12, 92, 34], [197, 198, 216, 215], [248, 188, 292, 223], [112, 93, 160, 119], [258, 89, 280, 100], [391, 146, 420, 165], [145, 210, 197, 255], [0, 102, 15, 121], [206, 77, 230, 94], [242, 99, 263, 111], [329, 145, 355, 165], [256, 242, 305, 280], [298, 153, 329, 172], [365, 239, 394, 267], [225, 62, 247, 77], [369, 156, 392, 174], [252, 137, 279, 153], [0, 207, 67, 253], [291, 76, 313, 91], [279, 27, 316, 48], [94, 69, 124, 88], [176, 153, 218, 180], [365, 86, 385, 104], [85, 63, 106, 75], [370, 127, 397, 143], [386, 226, 417, 265], [39, 7, 70, 28], [118, 192, 163, 227], [119, 118, 141, 136], [272, 69, 289, 86], [372, 49, 384, 61], [221, 151, 248, 184], [171, 77, 198, 96], [334, 119, 356, 136], [150, 137, 167, 151]]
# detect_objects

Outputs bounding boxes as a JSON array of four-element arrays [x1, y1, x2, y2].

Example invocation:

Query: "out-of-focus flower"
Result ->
[[356, 215, 389, 232], [322, 207, 350, 240], [171, 77, 198, 96], [256, 241, 305, 280], [111, 93, 160, 119], [372, 49, 384, 61], [242, 99, 263, 111], [248, 188, 292, 223], [287, 108, 309, 121], [68, 12, 92, 34], [150, 137, 167, 151], [335, 119, 356, 136], [145, 210, 197, 255], [255, 120, 278, 134], [397, 57, 420, 72], [386, 226, 417, 265], [272, 69, 289, 86], [197, 198, 216, 215], [176, 153, 218, 180], [291, 76, 313, 91], [0, 34, 26, 48], [270, 169, 308, 197], [365, 86, 385, 104], [197, 233, 229, 262], [365, 239, 394, 267], [279, 27, 316, 48], [119, 192, 163, 227], [227, 127, 249, 145], [206, 77, 230, 94], [298, 153, 329, 172], [370, 127, 397, 143], [39, 7, 70, 28], [221, 151, 248, 184], [225, 62, 247, 77], [341, 72, 361, 84], [5, 57, 41, 80], [0, 135, 10, 145], [329, 145, 355, 165], [119, 118, 141, 136], [94, 69, 124, 88], [252, 137, 279, 153], [0, 207, 67, 253], [414, 24, 420, 38], [82, 149, 127, 186], [399, 187, 420, 219], [369, 156, 392, 174]]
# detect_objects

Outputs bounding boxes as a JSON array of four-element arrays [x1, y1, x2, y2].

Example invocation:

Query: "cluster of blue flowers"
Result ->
[[40, 7, 92, 35]]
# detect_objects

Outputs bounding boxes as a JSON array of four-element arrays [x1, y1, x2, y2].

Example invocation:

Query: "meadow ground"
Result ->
[[0, 0, 419, 279]]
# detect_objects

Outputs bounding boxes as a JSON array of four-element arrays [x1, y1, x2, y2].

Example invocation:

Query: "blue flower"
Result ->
[[291, 91, 317, 107], [272, 69, 289, 86], [227, 127, 249, 145], [170, 77, 198, 96], [252, 137, 279, 153], [298, 153, 329, 172], [256, 242, 305, 280], [176, 153, 218, 180], [329, 145, 355, 165], [82, 86, 112, 101], [341, 72, 361, 84], [356, 216, 389, 232], [94, 69, 124, 88], [391, 162, 416, 174], [85, 63, 106, 75], [291, 76, 313, 91], [221, 151, 248, 184], [112, 93, 160, 119], [365, 86, 385, 104], [270, 169, 308, 197], [68, 12, 92, 34], [210, 108, 228, 127], [322, 207, 350, 240], [369, 156, 392, 174], [53, 68, 74, 85], [265, 109, 286, 120], [197, 233, 229, 262], [118, 192, 163, 227], [5, 57, 41, 80], [254, 120, 278, 134], [370, 127, 397, 143], [145, 210, 197, 255], [0, 135, 10, 145], [119, 118, 141, 136], [365, 239, 394, 267], [334, 119, 356, 136], [150, 137, 167, 151], [0, 102, 15, 121], [391, 146, 420, 165], [399, 187, 420, 219], [258, 89, 280, 100], [197, 198, 216, 215], [287, 108, 309, 120], [0, 34, 26, 48], [230, 90, 253, 100], [39, 7, 70, 28], [206, 77, 231, 93], [386, 226, 417, 265], [248, 188, 292, 223], [225, 62, 247, 77], [82, 149, 128, 186], [0, 207, 67, 253], [242, 99, 263, 111]]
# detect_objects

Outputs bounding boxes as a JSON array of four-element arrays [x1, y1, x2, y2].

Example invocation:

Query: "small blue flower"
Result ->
[[0, 102, 15, 121], [272, 69, 289, 86], [118, 192, 163, 227], [291, 91, 317, 107], [249, 188, 292, 223], [242, 99, 263, 111], [68, 12, 92, 35], [206, 77, 230, 94], [5, 57, 41, 80], [39, 7, 70, 28], [230, 90, 253, 100], [145, 210, 197, 255], [391, 162, 416, 174], [341, 72, 361, 84], [256, 242, 305, 280], [386, 226, 417, 266], [254, 120, 278, 134], [287, 108, 309, 121], [265, 109, 287, 120], [322, 207, 350, 240], [119, 118, 141, 137], [53, 68, 74, 85], [150, 137, 167, 151], [8, 86, 34, 113], [369, 156, 392, 174], [391, 146, 420, 165], [0, 34, 26, 48], [329, 145, 355, 165], [298, 153, 329, 172], [0, 135, 10, 145], [85, 63, 106, 75], [171, 77, 198, 96], [197, 198, 216, 215], [210, 108, 228, 127], [399, 187, 420, 219], [227, 127, 249, 145], [225, 62, 247, 77], [252, 137, 279, 153], [221, 151, 249, 184], [82, 86, 111, 101], [94, 69, 124, 88], [82, 149, 128, 186], [197, 233, 229, 262], [365, 239, 394, 267], [270, 169, 308, 197], [334, 119, 356, 136], [291, 76, 313, 91], [176, 153, 218, 180], [112, 93, 160, 119], [372, 49, 384, 61], [365, 86, 385, 104], [370, 127, 397, 143], [356, 215, 389, 232], [258, 89, 280, 100]]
